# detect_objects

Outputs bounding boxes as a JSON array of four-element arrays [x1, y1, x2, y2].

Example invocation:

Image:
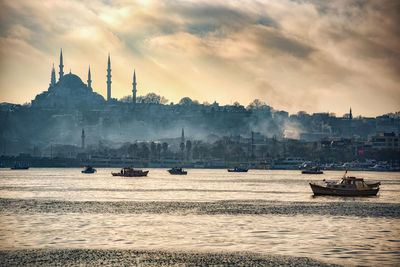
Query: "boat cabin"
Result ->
[[326, 177, 369, 190]]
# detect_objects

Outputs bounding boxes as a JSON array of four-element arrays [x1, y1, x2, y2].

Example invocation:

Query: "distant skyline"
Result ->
[[0, 0, 399, 116]]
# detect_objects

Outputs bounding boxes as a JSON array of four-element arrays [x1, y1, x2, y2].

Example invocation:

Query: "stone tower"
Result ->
[[81, 129, 85, 149], [87, 66, 92, 91], [49, 64, 56, 87], [106, 54, 112, 101], [180, 128, 185, 159], [59, 49, 64, 81], [132, 70, 137, 104]]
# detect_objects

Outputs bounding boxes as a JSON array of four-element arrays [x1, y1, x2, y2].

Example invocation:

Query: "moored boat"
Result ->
[[82, 166, 96, 174], [228, 167, 248, 172], [112, 166, 149, 177], [11, 166, 29, 170], [310, 173, 380, 197], [11, 163, 29, 170], [168, 167, 187, 175]]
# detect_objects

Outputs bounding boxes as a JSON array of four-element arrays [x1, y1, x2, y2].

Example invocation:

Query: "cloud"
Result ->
[[0, 0, 399, 116]]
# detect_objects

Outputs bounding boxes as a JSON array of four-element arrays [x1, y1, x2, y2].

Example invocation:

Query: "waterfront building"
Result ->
[[371, 132, 399, 150]]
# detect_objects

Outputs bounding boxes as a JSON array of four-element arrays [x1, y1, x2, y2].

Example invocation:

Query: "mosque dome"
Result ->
[[58, 73, 85, 90]]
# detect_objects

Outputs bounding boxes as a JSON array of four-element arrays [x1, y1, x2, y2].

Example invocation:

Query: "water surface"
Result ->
[[0, 168, 399, 266]]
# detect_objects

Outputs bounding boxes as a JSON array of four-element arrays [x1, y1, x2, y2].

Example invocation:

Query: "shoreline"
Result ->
[[0, 248, 340, 266]]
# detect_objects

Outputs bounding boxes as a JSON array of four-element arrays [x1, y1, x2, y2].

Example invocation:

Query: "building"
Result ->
[[370, 132, 400, 150]]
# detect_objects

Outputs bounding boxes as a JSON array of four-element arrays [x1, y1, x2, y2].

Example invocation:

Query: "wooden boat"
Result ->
[[302, 166, 323, 174], [11, 163, 29, 170], [82, 166, 96, 174], [11, 166, 29, 170], [310, 175, 380, 196], [228, 167, 248, 172], [168, 167, 187, 175], [112, 166, 149, 177]]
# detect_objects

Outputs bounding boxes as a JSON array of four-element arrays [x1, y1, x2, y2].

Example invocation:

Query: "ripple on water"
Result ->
[[0, 213, 399, 266], [1, 198, 399, 218]]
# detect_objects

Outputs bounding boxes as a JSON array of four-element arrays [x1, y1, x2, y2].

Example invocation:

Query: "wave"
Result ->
[[1, 198, 399, 218]]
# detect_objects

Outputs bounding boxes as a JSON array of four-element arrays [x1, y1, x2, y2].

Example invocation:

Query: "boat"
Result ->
[[11, 166, 29, 170], [302, 166, 323, 174], [81, 166, 96, 174], [111, 166, 149, 177], [309, 173, 380, 196], [168, 167, 187, 175], [11, 163, 29, 170], [228, 167, 248, 172]]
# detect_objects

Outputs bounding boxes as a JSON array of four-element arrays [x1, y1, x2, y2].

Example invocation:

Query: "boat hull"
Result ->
[[112, 170, 149, 177], [302, 170, 323, 174], [82, 170, 96, 174], [366, 182, 381, 188], [168, 170, 187, 175], [228, 169, 248, 172], [310, 183, 379, 196]]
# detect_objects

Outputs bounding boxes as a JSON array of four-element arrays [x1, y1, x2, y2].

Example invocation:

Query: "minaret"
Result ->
[[349, 107, 353, 120], [59, 49, 64, 81], [49, 64, 56, 87], [81, 129, 85, 149], [180, 128, 185, 160], [107, 53, 112, 101], [132, 70, 137, 104], [87, 66, 92, 91]]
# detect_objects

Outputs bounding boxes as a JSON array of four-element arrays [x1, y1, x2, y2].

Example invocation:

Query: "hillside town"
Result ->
[[1, 51, 399, 170]]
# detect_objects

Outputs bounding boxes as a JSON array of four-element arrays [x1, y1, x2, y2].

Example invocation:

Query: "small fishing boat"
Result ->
[[81, 166, 96, 174], [11, 166, 29, 170], [302, 166, 323, 174], [310, 172, 380, 196], [112, 166, 149, 177], [168, 167, 187, 175], [11, 163, 29, 170], [228, 167, 248, 172]]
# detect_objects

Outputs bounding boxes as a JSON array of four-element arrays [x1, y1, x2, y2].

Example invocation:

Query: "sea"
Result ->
[[0, 168, 399, 266]]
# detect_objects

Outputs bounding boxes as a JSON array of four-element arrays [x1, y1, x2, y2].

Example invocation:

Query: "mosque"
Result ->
[[31, 49, 137, 108]]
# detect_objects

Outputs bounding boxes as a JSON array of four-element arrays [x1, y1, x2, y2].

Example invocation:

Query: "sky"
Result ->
[[0, 0, 399, 116]]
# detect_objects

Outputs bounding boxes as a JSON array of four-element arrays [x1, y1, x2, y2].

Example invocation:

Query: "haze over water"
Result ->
[[0, 168, 399, 266]]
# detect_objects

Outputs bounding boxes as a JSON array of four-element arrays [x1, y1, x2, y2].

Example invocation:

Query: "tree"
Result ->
[[119, 95, 132, 103], [247, 99, 267, 110], [179, 97, 195, 105], [137, 93, 168, 104], [233, 101, 241, 107]]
